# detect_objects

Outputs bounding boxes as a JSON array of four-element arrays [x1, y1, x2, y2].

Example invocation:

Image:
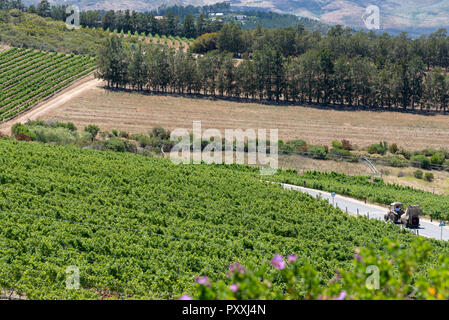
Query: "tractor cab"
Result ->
[[390, 202, 404, 216], [384, 202, 404, 223]]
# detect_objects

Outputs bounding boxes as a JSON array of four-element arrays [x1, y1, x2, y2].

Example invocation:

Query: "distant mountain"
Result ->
[[229, 0, 449, 34], [25, 0, 449, 35]]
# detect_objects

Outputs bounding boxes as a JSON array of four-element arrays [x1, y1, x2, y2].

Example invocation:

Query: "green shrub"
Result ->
[[331, 140, 342, 149], [187, 238, 449, 300], [30, 126, 77, 145], [84, 125, 100, 141], [280, 139, 307, 153], [410, 155, 431, 169], [414, 170, 423, 179], [387, 157, 407, 168], [102, 138, 125, 152], [421, 148, 438, 156], [329, 147, 350, 157], [119, 131, 129, 138], [430, 153, 444, 165], [150, 127, 167, 138], [123, 140, 137, 153], [389, 143, 398, 154], [136, 134, 152, 148], [367, 141, 388, 155], [11, 123, 36, 140], [424, 172, 434, 182], [398, 148, 411, 160], [309, 145, 327, 159]]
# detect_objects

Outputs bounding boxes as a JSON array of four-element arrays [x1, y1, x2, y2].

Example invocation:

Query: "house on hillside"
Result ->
[[235, 15, 247, 21]]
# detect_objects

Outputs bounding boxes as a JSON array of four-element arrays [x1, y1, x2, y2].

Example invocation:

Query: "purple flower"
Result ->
[[271, 254, 286, 270], [195, 276, 210, 286], [230, 284, 238, 293], [355, 254, 363, 263], [179, 294, 193, 300], [336, 290, 346, 300], [229, 263, 246, 274], [287, 254, 297, 263]]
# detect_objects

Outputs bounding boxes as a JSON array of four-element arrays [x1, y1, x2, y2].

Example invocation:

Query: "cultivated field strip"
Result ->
[[0, 48, 96, 122]]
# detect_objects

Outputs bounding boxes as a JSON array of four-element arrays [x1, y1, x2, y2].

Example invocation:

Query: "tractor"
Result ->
[[384, 202, 421, 228]]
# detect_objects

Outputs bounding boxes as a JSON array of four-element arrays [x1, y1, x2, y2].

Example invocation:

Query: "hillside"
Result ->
[[0, 9, 108, 55], [24, 0, 449, 34], [1, 137, 444, 299]]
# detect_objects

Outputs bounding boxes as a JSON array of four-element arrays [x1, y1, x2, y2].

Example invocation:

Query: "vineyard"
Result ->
[[111, 29, 194, 51], [271, 171, 449, 220], [0, 48, 96, 122], [2, 139, 449, 299]]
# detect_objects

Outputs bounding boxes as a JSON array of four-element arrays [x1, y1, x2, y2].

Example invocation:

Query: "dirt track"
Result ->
[[0, 76, 104, 135]]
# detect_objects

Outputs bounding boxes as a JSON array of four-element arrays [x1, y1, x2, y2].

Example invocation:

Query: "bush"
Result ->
[[11, 123, 36, 140], [136, 134, 152, 148], [331, 140, 342, 149], [189, 32, 218, 54], [280, 139, 307, 153], [54, 122, 77, 132], [398, 148, 411, 160], [424, 172, 434, 182], [389, 143, 398, 154], [102, 138, 125, 152], [367, 141, 388, 155], [185, 238, 449, 300], [84, 125, 100, 141], [410, 155, 431, 169], [341, 139, 352, 151], [309, 145, 327, 159], [414, 170, 423, 179], [30, 126, 77, 145], [430, 153, 445, 165], [329, 147, 350, 157], [150, 126, 170, 140], [387, 157, 407, 168], [421, 148, 438, 157], [119, 131, 129, 139]]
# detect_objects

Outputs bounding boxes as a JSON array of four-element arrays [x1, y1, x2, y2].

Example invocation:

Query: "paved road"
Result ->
[[281, 183, 449, 241]]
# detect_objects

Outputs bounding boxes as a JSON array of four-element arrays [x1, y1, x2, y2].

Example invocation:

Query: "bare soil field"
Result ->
[[39, 87, 449, 151]]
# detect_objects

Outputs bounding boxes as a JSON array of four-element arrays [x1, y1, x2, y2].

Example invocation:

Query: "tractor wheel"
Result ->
[[392, 214, 398, 223]]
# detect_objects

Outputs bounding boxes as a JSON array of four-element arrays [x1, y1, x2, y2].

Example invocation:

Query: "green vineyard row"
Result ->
[[0, 48, 96, 122], [0, 139, 448, 299], [271, 170, 449, 220]]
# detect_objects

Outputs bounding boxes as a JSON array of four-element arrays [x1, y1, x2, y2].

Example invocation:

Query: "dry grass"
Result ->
[[29, 85, 449, 194], [0, 43, 10, 52], [41, 87, 449, 151]]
